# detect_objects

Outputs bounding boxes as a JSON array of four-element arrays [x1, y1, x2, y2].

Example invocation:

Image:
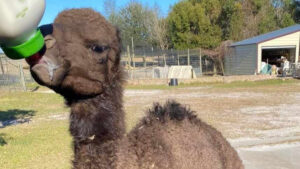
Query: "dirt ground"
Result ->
[[124, 82, 300, 169]]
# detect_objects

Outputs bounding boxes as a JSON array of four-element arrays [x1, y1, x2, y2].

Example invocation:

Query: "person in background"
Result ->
[[282, 56, 290, 77], [271, 65, 277, 75]]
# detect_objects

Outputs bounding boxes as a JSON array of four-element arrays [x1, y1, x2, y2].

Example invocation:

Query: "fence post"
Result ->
[[143, 50, 146, 67], [151, 47, 154, 66], [163, 54, 166, 67], [177, 50, 180, 65], [157, 55, 160, 66], [152, 67, 155, 78], [130, 70, 133, 80], [187, 48, 190, 66], [127, 45, 131, 67], [199, 48, 202, 76], [0, 56, 4, 74], [213, 63, 217, 75], [131, 37, 135, 68], [219, 55, 225, 76], [171, 49, 174, 65], [19, 63, 26, 91]]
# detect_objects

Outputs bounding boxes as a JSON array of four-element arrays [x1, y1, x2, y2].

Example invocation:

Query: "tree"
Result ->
[[120, 1, 153, 47], [258, 2, 278, 34], [280, 0, 300, 23], [148, 7, 169, 49], [294, 0, 300, 23], [168, 1, 222, 49], [107, 0, 297, 50], [189, 0, 222, 24], [273, 0, 295, 27], [238, 0, 292, 39], [104, 0, 120, 25], [218, 0, 243, 41], [105, 1, 154, 47], [105, 1, 169, 49]]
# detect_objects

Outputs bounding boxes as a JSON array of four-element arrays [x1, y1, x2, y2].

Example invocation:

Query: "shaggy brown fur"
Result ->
[[28, 8, 244, 169]]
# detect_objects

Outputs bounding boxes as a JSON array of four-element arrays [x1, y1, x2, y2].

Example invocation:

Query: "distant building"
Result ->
[[225, 24, 300, 75]]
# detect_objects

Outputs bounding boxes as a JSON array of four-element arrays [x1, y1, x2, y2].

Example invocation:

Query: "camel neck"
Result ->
[[68, 88, 125, 145]]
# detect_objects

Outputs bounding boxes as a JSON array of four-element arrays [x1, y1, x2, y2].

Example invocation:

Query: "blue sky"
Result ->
[[40, 0, 180, 25], [0, 0, 179, 53]]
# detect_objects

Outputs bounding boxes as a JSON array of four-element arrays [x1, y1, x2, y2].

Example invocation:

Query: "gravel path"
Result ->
[[124, 84, 300, 169]]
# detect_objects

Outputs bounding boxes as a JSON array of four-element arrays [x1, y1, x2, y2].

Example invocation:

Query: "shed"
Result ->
[[225, 24, 300, 75]]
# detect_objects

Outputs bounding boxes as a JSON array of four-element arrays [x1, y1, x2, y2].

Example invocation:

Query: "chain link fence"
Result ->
[[0, 54, 34, 91], [121, 47, 222, 79], [292, 63, 300, 78], [0, 47, 223, 91]]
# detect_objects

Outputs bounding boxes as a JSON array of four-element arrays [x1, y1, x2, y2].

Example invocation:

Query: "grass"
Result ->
[[0, 92, 68, 120], [126, 84, 171, 90], [213, 79, 299, 88], [0, 120, 72, 169], [0, 91, 71, 169], [19, 78, 300, 91], [126, 78, 300, 90]]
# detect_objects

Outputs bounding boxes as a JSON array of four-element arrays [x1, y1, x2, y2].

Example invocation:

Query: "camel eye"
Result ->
[[90, 45, 109, 53]]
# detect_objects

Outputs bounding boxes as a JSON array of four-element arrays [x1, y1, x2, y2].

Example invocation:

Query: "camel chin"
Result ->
[[31, 62, 52, 86]]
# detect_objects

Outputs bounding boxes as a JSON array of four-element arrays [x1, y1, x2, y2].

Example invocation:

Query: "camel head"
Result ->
[[28, 9, 122, 99]]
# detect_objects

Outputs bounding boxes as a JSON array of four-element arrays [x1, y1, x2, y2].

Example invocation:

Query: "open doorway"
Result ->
[[261, 47, 295, 75]]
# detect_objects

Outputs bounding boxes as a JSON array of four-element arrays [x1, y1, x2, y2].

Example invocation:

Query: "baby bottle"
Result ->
[[0, 0, 46, 60]]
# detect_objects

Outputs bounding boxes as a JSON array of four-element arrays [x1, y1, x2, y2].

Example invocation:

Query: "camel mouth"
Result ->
[[30, 56, 63, 87], [26, 53, 43, 67], [25, 45, 47, 67]]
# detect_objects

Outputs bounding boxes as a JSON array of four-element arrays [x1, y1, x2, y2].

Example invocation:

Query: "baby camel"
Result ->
[[28, 9, 244, 169]]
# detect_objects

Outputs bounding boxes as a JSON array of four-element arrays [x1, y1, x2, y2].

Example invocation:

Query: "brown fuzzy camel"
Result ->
[[28, 9, 244, 169]]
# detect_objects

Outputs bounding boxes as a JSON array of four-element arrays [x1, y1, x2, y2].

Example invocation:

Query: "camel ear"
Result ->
[[44, 35, 56, 49]]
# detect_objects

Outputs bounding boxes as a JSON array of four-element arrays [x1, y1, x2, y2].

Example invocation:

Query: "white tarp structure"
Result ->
[[168, 66, 197, 79]]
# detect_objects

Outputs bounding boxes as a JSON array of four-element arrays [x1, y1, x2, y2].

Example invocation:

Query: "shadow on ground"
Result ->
[[0, 109, 36, 128], [0, 133, 7, 146]]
